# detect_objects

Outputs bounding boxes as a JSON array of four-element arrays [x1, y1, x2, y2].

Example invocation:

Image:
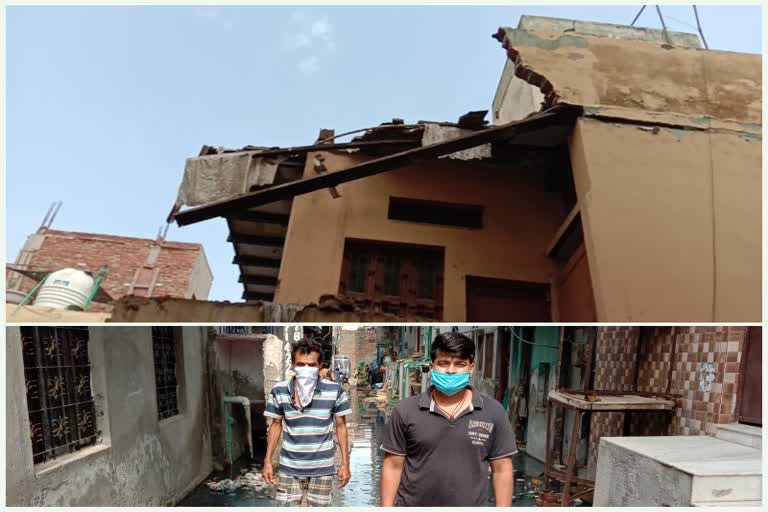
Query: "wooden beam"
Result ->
[[228, 233, 285, 247], [545, 204, 581, 257], [243, 291, 275, 301], [239, 274, 279, 286], [232, 255, 282, 268], [217, 139, 419, 158], [174, 107, 578, 226], [228, 211, 290, 225]]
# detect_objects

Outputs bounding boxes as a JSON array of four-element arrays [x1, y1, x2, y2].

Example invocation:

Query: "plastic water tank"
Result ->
[[34, 268, 94, 310]]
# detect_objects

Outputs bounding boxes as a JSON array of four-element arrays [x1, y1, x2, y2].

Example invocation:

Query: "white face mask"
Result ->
[[294, 366, 320, 407]]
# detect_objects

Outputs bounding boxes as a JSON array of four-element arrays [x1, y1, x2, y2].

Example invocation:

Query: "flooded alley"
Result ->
[[178, 387, 550, 507]]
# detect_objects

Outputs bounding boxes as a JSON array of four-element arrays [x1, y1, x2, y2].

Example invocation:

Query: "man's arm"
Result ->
[[380, 453, 406, 507], [489, 456, 514, 507], [336, 416, 351, 488], [262, 418, 282, 485]]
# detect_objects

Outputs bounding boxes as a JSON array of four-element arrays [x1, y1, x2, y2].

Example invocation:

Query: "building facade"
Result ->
[[6, 326, 212, 506], [7, 228, 213, 311]]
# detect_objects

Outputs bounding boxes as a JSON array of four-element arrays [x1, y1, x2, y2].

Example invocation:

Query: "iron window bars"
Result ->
[[152, 327, 180, 419], [21, 327, 98, 465]]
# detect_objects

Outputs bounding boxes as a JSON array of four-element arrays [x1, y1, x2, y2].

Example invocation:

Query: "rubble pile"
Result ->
[[205, 468, 273, 495]]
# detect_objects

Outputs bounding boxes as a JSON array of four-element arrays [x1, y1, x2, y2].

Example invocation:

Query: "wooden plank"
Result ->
[[228, 211, 290, 225], [243, 291, 274, 301], [232, 255, 281, 268], [173, 107, 579, 226], [219, 139, 420, 158], [239, 274, 279, 286], [228, 233, 285, 247], [545, 204, 581, 257], [549, 391, 675, 411]]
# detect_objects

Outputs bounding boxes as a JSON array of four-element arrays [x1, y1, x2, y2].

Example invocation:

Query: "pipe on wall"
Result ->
[[224, 396, 253, 459]]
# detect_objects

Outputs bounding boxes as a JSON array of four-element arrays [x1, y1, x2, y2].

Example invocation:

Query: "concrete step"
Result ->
[[716, 423, 762, 450], [692, 500, 762, 507], [594, 436, 762, 507], [690, 472, 762, 505]]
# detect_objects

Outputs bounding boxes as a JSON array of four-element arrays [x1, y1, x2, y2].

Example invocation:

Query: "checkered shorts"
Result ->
[[275, 473, 334, 507]]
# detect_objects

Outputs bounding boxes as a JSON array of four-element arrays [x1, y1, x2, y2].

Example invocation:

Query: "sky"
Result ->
[[6, 4, 763, 301]]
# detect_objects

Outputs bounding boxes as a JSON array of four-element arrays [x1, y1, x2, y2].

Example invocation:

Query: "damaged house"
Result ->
[[165, 15, 761, 323]]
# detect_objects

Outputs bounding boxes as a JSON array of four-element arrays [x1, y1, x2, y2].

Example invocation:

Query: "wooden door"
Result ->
[[466, 276, 550, 322]]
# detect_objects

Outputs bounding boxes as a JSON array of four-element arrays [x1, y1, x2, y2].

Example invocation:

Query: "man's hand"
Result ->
[[262, 461, 276, 486], [338, 463, 351, 488]]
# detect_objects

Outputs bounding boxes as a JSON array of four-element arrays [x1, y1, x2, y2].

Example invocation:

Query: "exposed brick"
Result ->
[[6, 229, 206, 311]]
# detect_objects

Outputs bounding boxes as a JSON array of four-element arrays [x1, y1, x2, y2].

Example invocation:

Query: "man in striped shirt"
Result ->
[[263, 338, 352, 506]]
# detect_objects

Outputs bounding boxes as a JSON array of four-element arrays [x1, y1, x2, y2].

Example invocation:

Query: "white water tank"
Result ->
[[34, 268, 94, 310]]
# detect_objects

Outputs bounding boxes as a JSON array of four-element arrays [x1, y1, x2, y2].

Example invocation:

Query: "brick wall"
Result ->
[[635, 326, 748, 436], [7, 230, 205, 311], [338, 328, 378, 370], [586, 326, 749, 473]]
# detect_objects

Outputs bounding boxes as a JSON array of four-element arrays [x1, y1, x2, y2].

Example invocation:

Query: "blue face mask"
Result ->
[[431, 369, 471, 396]]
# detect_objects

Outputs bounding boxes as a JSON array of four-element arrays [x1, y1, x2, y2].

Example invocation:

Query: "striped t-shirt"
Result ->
[[265, 375, 352, 477]]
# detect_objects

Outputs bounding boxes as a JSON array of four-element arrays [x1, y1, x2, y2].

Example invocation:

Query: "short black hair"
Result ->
[[430, 332, 475, 363], [291, 338, 323, 363]]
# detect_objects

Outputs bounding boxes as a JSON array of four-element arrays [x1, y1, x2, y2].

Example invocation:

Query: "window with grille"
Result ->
[[152, 327, 180, 420], [21, 327, 98, 465], [339, 239, 445, 320]]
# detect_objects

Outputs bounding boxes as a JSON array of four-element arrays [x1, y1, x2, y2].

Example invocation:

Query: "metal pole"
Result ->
[[631, 5, 646, 26], [692, 6, 709, 49]]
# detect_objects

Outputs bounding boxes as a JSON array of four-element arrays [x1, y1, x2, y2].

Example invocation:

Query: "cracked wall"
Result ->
[[570, 118, 760, 321], [493, 23, 760, 125]]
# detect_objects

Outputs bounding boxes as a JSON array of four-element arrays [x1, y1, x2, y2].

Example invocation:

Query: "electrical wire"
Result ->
[[510, 327, 591, 348], [510, 328, 559, 349]]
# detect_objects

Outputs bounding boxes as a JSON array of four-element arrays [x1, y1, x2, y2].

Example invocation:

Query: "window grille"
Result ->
[[21, 327, 98, 465], [152, 327, 179, 419]]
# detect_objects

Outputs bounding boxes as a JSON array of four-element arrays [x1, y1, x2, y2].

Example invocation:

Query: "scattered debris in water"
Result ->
[[205, 472, 272, 494]]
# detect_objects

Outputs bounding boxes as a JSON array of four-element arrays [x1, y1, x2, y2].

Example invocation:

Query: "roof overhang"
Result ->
[[172, 105, 581, 227]]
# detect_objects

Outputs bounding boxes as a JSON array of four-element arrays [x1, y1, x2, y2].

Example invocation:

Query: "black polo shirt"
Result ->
[[381, 386, 517, 506]]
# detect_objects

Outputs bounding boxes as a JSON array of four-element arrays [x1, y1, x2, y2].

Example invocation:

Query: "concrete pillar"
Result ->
[[263, 334, 290, 468]]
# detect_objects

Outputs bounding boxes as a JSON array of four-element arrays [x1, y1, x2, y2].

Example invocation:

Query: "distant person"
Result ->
[[380, 332, 516, 507], [263, 338, 352, 507], [320, 362, 331, 380]]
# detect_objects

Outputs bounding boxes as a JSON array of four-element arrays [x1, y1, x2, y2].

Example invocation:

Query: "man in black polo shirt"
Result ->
[[380, 332, 517, 507]]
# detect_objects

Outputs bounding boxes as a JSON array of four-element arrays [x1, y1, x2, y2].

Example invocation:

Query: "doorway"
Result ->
[[466, 276, 550, 322], [737, 327, 761, 426]]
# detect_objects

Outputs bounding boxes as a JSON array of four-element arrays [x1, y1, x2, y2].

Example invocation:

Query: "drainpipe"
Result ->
[[224, 396, 254, 459]]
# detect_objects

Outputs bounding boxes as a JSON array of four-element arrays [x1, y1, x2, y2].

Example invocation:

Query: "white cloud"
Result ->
[[287, 14, 335, 51], [291, 32, 312, 48], [298, 56, 320, 74], [311, 16, 331, 41]]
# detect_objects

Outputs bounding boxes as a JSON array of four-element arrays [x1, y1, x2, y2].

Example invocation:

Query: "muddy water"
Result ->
[[179, 387, 553, 507]]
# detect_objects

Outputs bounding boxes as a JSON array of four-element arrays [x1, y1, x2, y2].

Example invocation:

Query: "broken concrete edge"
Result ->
[[492, 28, 762, 138], [107, 295, 434, 322], [493, 27, 562, 110], [581, 105, 762, 138]]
